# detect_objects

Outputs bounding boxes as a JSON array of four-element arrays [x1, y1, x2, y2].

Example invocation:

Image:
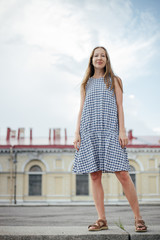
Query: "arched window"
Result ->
[[29, 165, 42, 196], [76, 174, 89, 195], [30, 165, 42, 172], [129, 165, 136, 187]]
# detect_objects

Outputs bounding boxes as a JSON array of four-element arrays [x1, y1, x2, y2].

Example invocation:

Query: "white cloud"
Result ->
[[0, 0, 160, 137], [129, 94, 135, 99], [1, 0, 159, 74], [152, 128, 160, 135]]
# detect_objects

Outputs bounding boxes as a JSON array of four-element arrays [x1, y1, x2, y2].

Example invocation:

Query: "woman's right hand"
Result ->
[[73, 133, 81, 151]]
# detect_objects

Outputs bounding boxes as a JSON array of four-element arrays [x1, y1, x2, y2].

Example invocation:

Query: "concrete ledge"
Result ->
[[0, 202, 160, 207], [0, 226, 159, 240], [0, 226, 128, 240], [124, 226, 160, 240]]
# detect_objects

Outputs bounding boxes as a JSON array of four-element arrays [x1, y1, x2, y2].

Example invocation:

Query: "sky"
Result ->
[[0, 0, 160, 139]]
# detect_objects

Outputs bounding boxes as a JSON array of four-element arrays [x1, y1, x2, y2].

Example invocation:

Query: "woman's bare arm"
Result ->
[[75, 85, 86, 135], [114, 76, 128, 147], [114, 77, 126, 133]]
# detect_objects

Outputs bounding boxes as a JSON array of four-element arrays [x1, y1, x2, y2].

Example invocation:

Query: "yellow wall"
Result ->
[[0, 148, 160, 203]]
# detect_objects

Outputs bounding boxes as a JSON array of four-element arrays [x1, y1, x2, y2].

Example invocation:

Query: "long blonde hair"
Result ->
[[81, 46, 123, 97]]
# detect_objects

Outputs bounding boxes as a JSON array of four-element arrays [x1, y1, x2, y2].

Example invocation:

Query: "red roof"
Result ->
[[0, 135, 160, 148]]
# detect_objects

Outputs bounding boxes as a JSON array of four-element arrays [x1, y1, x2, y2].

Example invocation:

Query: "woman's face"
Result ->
[[92, 48, 107, 70]]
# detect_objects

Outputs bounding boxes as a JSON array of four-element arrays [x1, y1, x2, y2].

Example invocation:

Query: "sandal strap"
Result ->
[[135, 219, 145, 225], [135, 219, 147, 229], [97, 219, 107, 226], [88, 219, 107, 229], [88, 224, 99, 229]]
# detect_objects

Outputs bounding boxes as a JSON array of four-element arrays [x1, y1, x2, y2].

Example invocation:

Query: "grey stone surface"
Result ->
[[0, 226, 160, 240], [0, 205, 159, 239], [0, 205, 159, 227], [0, 226, 128, 240], [124, 226, 160, 240]]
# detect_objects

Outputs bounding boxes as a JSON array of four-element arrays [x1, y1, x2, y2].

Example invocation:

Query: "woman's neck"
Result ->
[[92, 69, 105, 78]]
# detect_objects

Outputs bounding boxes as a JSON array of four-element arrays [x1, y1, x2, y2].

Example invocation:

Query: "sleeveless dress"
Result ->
[[72, 76, 130, 174]]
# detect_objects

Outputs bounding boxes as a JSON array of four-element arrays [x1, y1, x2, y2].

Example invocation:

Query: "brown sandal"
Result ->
[[135, 218, 147, 232], [88, 219, 108, 231]]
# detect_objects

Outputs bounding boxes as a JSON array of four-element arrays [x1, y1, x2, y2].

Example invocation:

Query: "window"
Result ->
[[29, 165, 42, 196], [30, 165, 42, 172], [129, 165, 136, 187], [123, 165, 136, 196], [76, 174, 89, 195]]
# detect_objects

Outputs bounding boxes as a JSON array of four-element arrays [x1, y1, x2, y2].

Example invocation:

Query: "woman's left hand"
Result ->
[[119, 131, 128, 148]]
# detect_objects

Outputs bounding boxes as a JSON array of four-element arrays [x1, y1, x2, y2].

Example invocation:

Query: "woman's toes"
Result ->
[[89, 226, 96, 230], [137, 226, 145, 230]]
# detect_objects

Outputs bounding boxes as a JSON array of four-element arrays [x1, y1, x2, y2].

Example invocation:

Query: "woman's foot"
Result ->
[[88, 218, 108, 231], [135, 216, 147, 232]]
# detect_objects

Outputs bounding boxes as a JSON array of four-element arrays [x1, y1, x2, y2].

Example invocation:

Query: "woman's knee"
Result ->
[[115, 171, 130, 182], [90, 171, 102, 181]]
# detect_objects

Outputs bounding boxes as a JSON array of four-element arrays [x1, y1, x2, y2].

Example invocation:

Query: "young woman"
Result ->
[[72, 46, 147, 232]]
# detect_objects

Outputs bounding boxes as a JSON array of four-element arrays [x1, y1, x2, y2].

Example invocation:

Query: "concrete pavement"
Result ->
[[0, 204, 160, 239]]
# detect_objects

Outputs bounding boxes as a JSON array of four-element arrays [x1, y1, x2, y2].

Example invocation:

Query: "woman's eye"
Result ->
[[94, 55, 105, 57]]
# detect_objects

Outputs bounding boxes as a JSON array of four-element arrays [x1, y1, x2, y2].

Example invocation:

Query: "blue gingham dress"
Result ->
[[72, 76, 130, 174]]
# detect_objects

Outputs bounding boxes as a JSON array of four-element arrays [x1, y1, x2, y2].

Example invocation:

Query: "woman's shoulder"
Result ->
[[114, 75, 123, 87]]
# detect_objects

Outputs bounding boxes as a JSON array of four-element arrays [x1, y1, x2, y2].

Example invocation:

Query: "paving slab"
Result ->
[[124, 225, 160, 240], [0, 205, 159, 226], [0, 226, 128, 240], [0, 205, 159, 239], [0, 226, 160, 240]]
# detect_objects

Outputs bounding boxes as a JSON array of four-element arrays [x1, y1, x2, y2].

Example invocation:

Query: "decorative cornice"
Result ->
[[0, 147, 75, 154], [127, 148, 160, 153], [0, 146, 160, 154]]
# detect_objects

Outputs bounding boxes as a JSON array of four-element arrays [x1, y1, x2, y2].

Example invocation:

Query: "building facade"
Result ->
[[0, 128, 160, 204]]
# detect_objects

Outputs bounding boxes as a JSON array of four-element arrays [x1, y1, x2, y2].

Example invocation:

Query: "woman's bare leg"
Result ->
[[89, 170, 106, 229], [115, 170, 146, 230]]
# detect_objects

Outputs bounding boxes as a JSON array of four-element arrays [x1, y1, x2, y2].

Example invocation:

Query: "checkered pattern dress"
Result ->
[[72, 76, 130, 174]]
